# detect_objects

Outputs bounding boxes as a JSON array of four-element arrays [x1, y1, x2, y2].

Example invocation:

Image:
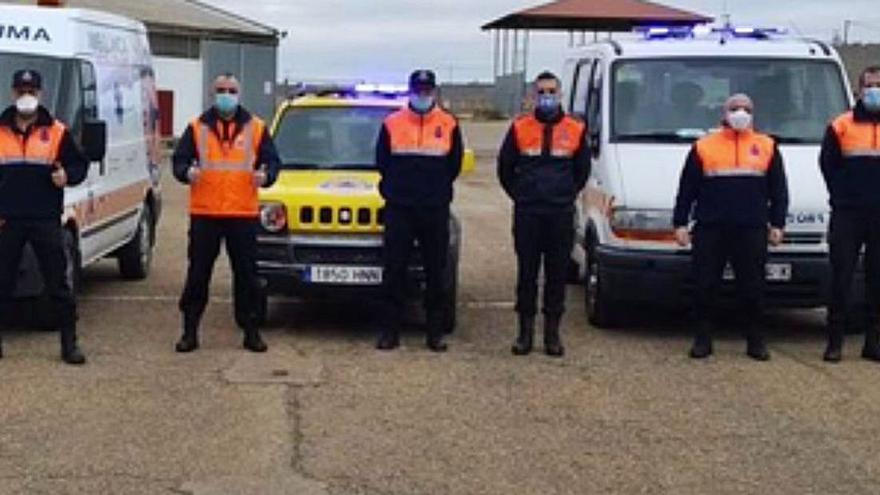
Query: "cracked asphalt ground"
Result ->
[[1, 122, 880, 494]]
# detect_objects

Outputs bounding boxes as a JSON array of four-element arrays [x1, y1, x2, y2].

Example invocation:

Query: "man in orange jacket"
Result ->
[[0, 69, 88, 364], [497, 71, 590, 357], [172, 73, 280, 353], [820, 66, 880, 362], [375, 70, 463, 352], [673, 94, 789, 361]]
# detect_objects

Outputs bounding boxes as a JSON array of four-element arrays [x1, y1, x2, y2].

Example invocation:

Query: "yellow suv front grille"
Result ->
[[293, 204, 385, 232]]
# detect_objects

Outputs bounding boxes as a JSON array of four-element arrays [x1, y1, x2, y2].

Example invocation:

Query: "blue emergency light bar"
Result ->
[[637, 24, 788, 40], [290, 82, 410, 99]]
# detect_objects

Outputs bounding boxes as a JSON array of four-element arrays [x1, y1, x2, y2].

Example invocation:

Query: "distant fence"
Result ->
[[837, 44, 880, 91]]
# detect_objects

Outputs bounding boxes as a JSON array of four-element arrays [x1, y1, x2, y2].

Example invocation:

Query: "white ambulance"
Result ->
[[0, 5, 162, 315], [563, 26, 853, 327]]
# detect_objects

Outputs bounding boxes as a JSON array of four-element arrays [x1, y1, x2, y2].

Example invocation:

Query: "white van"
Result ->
[[0, 5, 162, 306], [562, 26, 853, 327]]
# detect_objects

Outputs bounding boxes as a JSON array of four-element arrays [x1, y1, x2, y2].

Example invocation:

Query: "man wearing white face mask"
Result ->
[[673, 94, 789, 361], [820, 66, 880, 362], [0, 69, 88, 364]]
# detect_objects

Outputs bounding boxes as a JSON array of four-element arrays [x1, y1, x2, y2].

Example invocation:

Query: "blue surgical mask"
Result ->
[[215, 93, 239, 115], [864, 87, 880, 112], [537, 94, 560, 114], [410, 95, 434, 113]]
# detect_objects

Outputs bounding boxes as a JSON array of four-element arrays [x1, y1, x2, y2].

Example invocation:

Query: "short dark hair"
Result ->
[[860, 66, 880, 88], [535, 71, 560, 84]]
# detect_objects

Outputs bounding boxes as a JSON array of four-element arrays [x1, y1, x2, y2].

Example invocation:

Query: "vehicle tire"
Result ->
[[585, 241, 622, 329], [566, 256, 582, 284], [442, 262, 458, 335], [255, 290, 269, 327], [63, 227, 82, 295], [845, 303, 869, 336], [118, 206, 154, 280]]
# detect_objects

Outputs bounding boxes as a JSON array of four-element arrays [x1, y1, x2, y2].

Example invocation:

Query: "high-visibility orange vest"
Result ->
[[513, 113, 586, 158], [0, 120, 65, 167], [384, 106, 456, 157], [831, 111, 880, 159], [695, 128, 775, 177], [189, 117, 265, 217]]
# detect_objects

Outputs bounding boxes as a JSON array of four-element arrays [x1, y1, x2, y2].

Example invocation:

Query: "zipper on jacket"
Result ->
[[735, 132, 740, 167]]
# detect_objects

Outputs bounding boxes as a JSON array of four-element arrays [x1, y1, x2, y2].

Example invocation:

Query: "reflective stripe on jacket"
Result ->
[[189, 116, 265, 217], [377, 105, 462, 207]]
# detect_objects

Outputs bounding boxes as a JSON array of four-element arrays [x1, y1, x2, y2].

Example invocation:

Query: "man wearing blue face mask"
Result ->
[[375, 69, 463, 352], [497, 71, 590, 357], [172, 73, 281, 354], [820, 66, 880, 362]]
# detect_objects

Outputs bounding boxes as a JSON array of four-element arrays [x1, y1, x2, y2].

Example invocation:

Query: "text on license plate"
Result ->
[[723, 263, 792, 282], [307, 265, 383, 285]]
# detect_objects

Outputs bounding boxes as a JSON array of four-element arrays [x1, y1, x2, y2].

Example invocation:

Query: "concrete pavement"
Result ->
[[0, 122, 877, 494]]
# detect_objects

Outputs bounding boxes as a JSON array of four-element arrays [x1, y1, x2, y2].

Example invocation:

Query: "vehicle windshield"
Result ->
[[273, 106, 396, 170], [0, 53, 66, 120], [612, 58, 850, 144]]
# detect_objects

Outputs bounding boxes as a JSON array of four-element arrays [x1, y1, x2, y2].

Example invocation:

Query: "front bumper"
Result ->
[[595, 245, 855, 309], [256, 234, 424, 296]]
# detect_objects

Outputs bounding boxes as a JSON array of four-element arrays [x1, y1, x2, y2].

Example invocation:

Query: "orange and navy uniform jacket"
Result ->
[[497, 110, 590, 212], [820, 101, 880, 210], [673, 127, 788, 229], [375, 104, 463, 207], [172, 107, 280, 218], [0, 105, 87, 220]]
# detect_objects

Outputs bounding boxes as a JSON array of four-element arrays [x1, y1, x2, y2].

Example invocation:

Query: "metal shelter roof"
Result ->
[[482, 0, 713, 31]]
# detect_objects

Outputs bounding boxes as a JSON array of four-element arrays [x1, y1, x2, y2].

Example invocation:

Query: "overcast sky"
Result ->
[[210, 0, 880, 83]]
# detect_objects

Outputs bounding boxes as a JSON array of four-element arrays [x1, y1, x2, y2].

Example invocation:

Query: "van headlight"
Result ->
[[610, 208, 676, 242], [259, 202, 288, 233]]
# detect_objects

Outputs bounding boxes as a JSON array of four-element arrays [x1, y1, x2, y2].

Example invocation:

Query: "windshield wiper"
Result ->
[[615, 132, 699, 142], [281, 162, 320, 169], [331, 163, 376, 170], [769, 135, 813, 144]]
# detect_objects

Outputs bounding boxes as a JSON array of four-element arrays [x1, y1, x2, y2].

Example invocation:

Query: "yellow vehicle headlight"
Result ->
[[260, 202, 288, 233]]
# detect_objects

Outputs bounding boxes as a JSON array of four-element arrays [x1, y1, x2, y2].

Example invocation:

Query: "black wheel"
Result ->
[[62, 228, 81, 295], [255, 290, 269, 327], [566, 257, 581, 284], [118, 206, 154, 280], [845, 303, 869, 336], [442, 262, 458, 335], [585, 242, 622, 329]]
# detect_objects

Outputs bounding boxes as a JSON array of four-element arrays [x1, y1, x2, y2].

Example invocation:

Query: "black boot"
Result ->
[[425, 310, 448, 353], [511, 315, 534, 356], [243, 328, 268, 353], [175, 314, 200, 353], [544, 316, 564, 357], [824, 330, 843, 363], [376, 331, 400, 351], [746, 333, 770, 361], [862, 327, 880, 362], [689, 322, 713, 359], [60, 327, 85, 365]]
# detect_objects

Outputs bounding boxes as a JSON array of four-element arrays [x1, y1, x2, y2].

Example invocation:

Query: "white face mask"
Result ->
[[726, 109, 753, 131], [15, 94, 39, 115]]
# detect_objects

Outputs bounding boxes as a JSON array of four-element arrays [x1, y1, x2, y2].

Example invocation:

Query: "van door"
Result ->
[[82, 59, 146, 260]]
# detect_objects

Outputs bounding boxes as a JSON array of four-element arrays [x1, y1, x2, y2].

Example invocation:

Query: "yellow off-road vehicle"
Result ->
[[256, 85, 474, 332]]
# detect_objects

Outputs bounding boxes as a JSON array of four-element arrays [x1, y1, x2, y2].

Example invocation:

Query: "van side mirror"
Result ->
[[461, 148, 476, 174], [81, 119, 107, 162], [589, 129, 601, 158]]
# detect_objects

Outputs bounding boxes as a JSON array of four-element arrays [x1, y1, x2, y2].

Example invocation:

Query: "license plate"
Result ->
[[307, 265, 383, 285], [723, 263, 792, 282]]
